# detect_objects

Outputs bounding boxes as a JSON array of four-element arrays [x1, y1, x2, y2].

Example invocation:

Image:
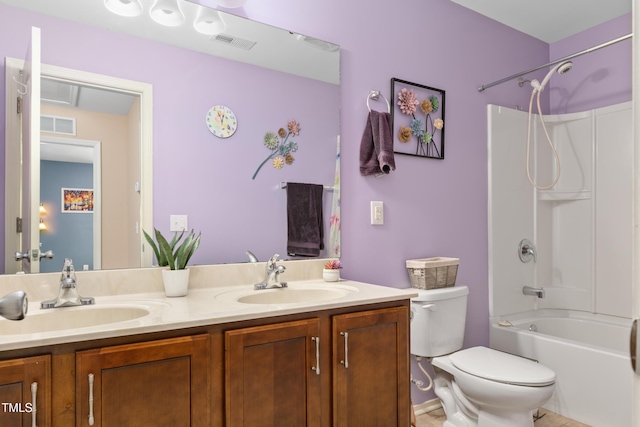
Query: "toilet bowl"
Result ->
[[432, 346, 555, 427], [410, 287, 556, 427]]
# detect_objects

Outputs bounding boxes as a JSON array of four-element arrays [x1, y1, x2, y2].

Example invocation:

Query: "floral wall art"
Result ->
[[391, 78, 446, 159], [253, 120, 302, 179]]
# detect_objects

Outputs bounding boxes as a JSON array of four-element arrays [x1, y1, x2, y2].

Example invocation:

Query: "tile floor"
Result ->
[[416, 407, 590, 427]]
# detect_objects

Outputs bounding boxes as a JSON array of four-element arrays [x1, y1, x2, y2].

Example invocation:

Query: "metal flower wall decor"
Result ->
[[391, 78, 446, 159], [252, 120, 301, 179]]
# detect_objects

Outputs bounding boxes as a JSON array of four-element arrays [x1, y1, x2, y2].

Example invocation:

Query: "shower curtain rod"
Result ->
[[477, 33, 633, 92]]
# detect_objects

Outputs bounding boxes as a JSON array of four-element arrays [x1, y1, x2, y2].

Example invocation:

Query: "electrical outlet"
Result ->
[[170, 215, 188, 232], [370, 201, 384, 225]]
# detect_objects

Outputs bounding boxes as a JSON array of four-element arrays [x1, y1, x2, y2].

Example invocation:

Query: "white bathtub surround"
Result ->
[[487, 101, 634, 425], [490, 309, 632, 427], [488, 102, 633, 318]]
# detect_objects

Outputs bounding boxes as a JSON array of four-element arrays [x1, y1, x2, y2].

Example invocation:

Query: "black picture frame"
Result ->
[[390, 78, 446, 159]]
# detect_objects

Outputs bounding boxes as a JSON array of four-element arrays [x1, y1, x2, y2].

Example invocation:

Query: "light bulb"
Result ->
[[104, 0, 143, 17], [194, 8, 226, 36], [150, 0, 185, 27]]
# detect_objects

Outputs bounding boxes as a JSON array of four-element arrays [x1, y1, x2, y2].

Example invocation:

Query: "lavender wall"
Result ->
[[549, 13, 632, 114], [1, 0, 630, 406]]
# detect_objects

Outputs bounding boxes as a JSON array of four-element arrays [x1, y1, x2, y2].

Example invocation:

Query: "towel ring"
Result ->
[[367, 90, 390, 113]]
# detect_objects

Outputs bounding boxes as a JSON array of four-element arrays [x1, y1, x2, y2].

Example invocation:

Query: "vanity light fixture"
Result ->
[[212, 0, 247, 8], [39, 202, 47, 215], [104, 0, 143, 17], [194, 8, 226, 36], [150, 0, 185, 27], [39, 218, 47, 231]]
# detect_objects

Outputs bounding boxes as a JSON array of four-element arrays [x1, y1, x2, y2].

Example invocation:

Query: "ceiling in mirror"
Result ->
[[0, 0, 339, 84], [451, 0, 631, 43], [42, 78, 137, 115]]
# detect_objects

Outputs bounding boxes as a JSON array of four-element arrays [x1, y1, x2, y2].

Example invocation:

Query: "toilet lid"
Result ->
[[449, 347, 556, 386]]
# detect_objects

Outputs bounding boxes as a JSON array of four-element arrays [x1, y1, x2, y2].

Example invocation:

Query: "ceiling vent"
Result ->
[[212, 34, 256, 50], [41, 115, 77, 136]]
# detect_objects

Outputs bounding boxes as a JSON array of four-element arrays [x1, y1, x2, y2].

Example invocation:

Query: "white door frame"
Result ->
[[4, 58, 153, 272], [40, 136, 102, 270]]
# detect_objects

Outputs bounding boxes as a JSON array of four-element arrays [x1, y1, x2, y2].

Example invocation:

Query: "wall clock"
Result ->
[[206, 105, 238, 138]]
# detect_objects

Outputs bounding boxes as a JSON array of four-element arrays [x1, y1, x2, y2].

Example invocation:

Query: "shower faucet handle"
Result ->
[[518, 239, 537, 263]]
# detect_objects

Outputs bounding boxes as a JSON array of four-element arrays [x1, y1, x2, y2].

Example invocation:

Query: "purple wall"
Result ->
[[549, 13, 632, 114], [1, 0, 631, 405]]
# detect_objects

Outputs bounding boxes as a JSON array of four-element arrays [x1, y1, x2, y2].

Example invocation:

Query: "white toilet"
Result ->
[[410, 286, 556, 427]]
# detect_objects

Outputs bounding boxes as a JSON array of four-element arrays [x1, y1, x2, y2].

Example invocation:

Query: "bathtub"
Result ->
[[490, 309, 633, 427]]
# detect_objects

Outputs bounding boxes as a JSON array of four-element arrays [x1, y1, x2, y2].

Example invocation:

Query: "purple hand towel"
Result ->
[[359, 110, 395, 176], [286, 183, 324, 257]]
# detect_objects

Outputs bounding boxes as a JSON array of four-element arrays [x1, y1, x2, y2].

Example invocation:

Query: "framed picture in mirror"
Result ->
[[391, 78, 445, 159], [61, 188, 94, 213]]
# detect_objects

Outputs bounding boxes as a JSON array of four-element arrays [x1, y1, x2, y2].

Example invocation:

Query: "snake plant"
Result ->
[[143, 228, 201, 270]]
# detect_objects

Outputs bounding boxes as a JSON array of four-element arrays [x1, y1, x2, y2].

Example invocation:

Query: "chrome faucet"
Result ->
[[254, 254, 287, 290], [523, 285, 545, 298], [41, 258, 95, 309], [0, 291, 28, 320]]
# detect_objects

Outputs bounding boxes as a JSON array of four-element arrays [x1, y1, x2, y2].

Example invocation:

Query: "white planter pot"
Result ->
[[323, 268, 340, 282], [162, 268, 190, 297]]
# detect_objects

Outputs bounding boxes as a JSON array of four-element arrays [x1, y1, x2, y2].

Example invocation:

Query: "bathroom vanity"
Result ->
[[0, 260, 415, 427]]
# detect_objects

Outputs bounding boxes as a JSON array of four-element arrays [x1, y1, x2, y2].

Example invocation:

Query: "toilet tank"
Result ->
[[410, 286, 469, 357]]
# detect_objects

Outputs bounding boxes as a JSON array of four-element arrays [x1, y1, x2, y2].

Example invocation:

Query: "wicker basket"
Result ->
[[406, 257, 459, 290]]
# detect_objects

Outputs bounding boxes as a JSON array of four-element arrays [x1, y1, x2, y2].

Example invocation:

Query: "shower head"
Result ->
[[530, 61, 573, 93]]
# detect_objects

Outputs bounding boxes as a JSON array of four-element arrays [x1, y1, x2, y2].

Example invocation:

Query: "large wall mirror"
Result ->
[[1, 0, 340, 274]]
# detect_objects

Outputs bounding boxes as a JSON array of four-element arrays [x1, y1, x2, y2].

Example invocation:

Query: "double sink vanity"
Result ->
[[0, 259, 416, 426]]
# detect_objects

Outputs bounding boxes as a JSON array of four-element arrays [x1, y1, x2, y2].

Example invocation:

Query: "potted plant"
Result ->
[[143, 228, 201, 297], [323, 259, 342, 282]]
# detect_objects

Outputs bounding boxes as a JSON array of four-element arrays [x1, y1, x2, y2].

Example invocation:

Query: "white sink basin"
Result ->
[[0, 304, 155, 335], [215, 282, 358, 305]]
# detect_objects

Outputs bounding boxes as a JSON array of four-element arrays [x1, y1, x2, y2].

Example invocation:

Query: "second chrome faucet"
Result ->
[[254, 254, 287, 290]]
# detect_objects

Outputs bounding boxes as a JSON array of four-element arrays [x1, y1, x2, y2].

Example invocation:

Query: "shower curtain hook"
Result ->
[[13, 76, 27, 95]]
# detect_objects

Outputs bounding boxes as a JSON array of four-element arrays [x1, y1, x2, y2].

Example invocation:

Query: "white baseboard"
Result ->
[[412, 398, 442, 416]]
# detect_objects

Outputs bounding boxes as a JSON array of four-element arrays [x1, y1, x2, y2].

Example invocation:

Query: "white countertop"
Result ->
[[0, 279, 417, 352]]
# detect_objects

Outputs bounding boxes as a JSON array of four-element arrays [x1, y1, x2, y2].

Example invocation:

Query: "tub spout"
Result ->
[[523, 285, 545, 298]]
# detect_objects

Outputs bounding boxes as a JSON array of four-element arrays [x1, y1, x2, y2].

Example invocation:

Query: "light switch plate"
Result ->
[[170, 215, 188, 232], [370, 201, 383, 225]]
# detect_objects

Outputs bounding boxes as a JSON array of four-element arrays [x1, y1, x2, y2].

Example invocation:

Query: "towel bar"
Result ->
[[280, 182, 334, 191]]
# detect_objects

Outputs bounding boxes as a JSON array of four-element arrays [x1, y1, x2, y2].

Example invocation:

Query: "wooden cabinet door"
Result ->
[[76, 334, 210, 427], [225, 318, 321, 427], [0, 354, 51, 427], [332, 306, 410, 427]]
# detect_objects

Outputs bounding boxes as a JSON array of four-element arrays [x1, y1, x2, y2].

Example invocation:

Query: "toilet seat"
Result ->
[[449, 347, 556, 387]]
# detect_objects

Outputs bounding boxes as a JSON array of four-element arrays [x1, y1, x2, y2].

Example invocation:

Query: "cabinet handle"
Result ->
[[311, 336, 320, 375], [340, 332, 349, 368], [30, 382, 37, 427], [88, 373, 95, 426]]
